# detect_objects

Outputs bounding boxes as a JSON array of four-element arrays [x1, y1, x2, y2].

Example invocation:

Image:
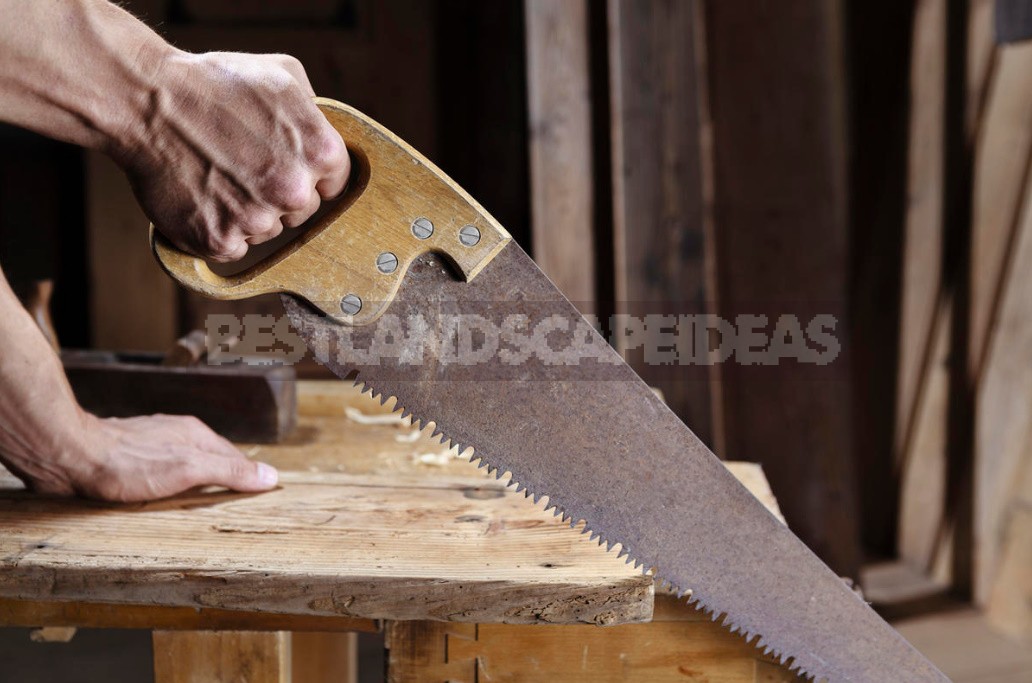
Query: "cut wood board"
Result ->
[[0, 382, 783, 627], [0, 470, 652, 626]]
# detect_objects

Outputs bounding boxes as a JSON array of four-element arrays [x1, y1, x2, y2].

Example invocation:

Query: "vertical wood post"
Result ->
[[701, 0, 860, 577], [153, 631, 290, 683], [524, 0, 596, 311], [607, 0, 716, 445]]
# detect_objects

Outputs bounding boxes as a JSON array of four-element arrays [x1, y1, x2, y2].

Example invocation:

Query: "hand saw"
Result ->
[[151, 98, 948, 682]]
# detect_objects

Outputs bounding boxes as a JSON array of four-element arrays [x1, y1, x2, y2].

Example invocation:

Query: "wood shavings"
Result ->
[[411, 450, 459, 467], [30, 627, 76, 643], [395, 430, 422, 443], [345, 407, 411, 426]]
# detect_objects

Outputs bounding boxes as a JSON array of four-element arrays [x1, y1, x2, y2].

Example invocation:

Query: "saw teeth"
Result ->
[[338, 368, 831, 683]]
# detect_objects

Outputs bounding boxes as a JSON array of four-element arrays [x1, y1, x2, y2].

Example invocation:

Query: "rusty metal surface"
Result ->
[[283, 244, 947, 682]]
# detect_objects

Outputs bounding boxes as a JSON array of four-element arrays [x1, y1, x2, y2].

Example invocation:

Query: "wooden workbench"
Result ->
[[0, 381, 800, 682]]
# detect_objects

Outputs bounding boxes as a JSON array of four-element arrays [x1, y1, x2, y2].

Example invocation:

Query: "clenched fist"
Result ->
[[116, 51, 350, 262]]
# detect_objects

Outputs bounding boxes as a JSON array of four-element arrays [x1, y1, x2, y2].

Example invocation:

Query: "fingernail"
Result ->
[[257, 462, 278, 487]]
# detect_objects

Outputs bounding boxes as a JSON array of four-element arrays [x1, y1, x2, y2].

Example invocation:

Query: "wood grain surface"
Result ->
[[607, 0, 716, 447], [524, 0, 596, 310], [386, 605, 803, 683], [153, 630, 289, 683], [0, 381, 785, 627]]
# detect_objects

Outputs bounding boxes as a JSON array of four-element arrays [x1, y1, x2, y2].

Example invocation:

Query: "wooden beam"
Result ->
[[896, 0, 947, 470], [986, 443, 1032, 642], [895, 0, 954, 586], [966, 41, 1032, 605], [701, 0, 860, 577], [0, 469, 653, 625], [385, 616, 803, 682], [607, 0, 715, 445], [965, 0, 997, 140], [524, 0, 596, 310], [973, 160, 1032, 603], [967, 42, 1032, 380], [153, 631, 289, 683], [898, 297, 953, 583], [0, 598, 378, 633]]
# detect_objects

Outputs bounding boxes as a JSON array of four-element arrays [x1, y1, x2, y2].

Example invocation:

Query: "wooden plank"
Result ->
[[524, 0, 596, 309], [987, 507, 1032, 642], [967, 42, 1032, 379], [86, 151, 177, 351], [0, 470, 652, 625], [966, 0, 997, 140], [894, 0, 997, 600], [898, 298, 953, 579], [385, 618, 803, 683], [973, 158, 1032, 603], [0, 382, 782, 629], [894, 0, 950, 579], [291, 632, 358, 683], [153, 631, 289, 683], [986, 422, 1032, 640], [701, 0, 859, 577], [0, 598, 378, 633], [607, 0, 714, 445], [63, 350, 298, 444], [896, 0, 947, 471]]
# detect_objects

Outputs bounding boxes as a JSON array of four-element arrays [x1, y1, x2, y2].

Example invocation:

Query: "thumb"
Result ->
[[197, 455, 279, 492]]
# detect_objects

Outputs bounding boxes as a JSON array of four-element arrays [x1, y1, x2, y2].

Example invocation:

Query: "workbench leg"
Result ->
[[290, 632, 358, 683], [153, 631, 290, 683], [152, 630, 357, 683]]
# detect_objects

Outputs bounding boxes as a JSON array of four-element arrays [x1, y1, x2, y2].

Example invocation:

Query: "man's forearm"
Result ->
[[0, 0, 170, 156], [0, 269, 96, 493]]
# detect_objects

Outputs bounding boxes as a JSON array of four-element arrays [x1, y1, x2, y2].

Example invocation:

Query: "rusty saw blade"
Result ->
[[282, 244, 948, 682]]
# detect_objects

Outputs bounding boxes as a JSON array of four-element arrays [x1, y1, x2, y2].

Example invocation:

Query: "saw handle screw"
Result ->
[[459, 225, 482, 246], [411, 217, 434, 239], [376, 252, 399, 274], [340, 294, 363, 316]]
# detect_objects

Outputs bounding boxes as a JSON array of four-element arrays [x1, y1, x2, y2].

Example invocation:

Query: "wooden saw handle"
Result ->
[[151, 98, 510, 325]]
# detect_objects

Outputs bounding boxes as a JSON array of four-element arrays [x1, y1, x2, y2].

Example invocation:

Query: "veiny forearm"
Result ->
[[0, 0, 170, 155], [0, 269, 96, 493]]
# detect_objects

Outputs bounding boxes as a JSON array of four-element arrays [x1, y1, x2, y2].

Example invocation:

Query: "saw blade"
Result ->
[[283, 244, 947, 682]]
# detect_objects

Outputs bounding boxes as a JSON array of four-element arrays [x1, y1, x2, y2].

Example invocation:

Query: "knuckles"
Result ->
[[308, 128, 348, 172], [267, 171, 314, 213]]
